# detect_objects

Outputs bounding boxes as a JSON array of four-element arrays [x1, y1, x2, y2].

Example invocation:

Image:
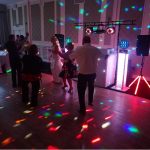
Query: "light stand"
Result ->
[[128, 56, 150, 95]]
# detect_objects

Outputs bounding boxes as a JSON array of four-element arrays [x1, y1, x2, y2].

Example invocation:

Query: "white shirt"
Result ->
[[70, 43, 103, 74]]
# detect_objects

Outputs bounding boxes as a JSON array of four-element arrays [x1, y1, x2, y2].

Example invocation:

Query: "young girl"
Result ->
[[58, 42, 77, 93]]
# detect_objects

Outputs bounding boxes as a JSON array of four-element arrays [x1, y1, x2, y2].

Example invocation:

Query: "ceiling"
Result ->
[[0, 0, 24, 5]]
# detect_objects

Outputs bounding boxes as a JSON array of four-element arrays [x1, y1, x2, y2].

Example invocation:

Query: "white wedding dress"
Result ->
[[50, 49, 62, 83]]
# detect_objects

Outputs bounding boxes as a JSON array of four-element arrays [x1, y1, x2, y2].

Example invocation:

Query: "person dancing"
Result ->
[[50, 35, 62, 84]]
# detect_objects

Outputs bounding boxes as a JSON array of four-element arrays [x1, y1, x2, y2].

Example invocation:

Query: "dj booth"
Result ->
[[0, 50, 10, 73], [95, 48, 116, 87]]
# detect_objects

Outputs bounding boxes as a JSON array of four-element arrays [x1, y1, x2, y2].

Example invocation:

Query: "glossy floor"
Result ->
[[0, 73, 150, 149]]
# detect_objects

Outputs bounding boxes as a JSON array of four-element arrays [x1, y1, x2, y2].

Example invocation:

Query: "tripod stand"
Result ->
[[128, 56, 150, 95]]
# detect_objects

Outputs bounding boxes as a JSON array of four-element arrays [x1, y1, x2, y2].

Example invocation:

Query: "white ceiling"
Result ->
[[0, 0, 24, 5]]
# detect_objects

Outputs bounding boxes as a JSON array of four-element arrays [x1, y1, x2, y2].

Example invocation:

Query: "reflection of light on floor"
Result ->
[[91, 137, 101, 144], [46, 121, 54, 127], [74, 117, 78, 121], [105, 114, 113, 120], [0, 106, 4, 109], [124, 124, 140, 134], [101, 122, 111, 128], [49, 126, 61, 132], [24, 133, 32, 139], [15, 118, 26, 124], [76, 133, 82, 139], [1, 137, 15, 146], [86, 118, 94, 123], [23, 110, 33, 114], [48, 145, 59, 150]]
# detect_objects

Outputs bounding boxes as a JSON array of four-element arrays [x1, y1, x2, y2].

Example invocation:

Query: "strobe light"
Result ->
[[106, 27, 115, 34], [85, 28, 92, 35]]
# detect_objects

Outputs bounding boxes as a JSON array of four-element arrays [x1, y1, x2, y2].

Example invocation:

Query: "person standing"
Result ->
[[70, 36, 105, 114], [5, 34, 22, 87], [58, 42, 77, 93], [21, 44, 43, 107], [50, 35, 62, 84]]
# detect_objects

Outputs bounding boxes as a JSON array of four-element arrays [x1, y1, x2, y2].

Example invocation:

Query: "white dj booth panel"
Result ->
[[95, 49, 117, 87]]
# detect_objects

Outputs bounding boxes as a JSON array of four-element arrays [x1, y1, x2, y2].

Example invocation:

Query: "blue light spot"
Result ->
[[136, 64, 140, 67], [124, 7, 129, 12], [147, 25, 150, 29], [126, 26, 130, 30], [58, 2, 64, 7], [119, 40, 129, 49]]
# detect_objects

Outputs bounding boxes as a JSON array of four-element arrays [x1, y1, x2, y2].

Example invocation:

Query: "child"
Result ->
[[21, 44, 43, 107]]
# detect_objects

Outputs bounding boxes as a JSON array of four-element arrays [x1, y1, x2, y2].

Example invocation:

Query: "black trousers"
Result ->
[[77, 73, 96, 111], [22, 80, 40, 106], [10, 61, 22, 87]]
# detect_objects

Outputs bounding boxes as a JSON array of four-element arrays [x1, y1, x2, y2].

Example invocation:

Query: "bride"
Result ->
[[50, 35, 62, 84]]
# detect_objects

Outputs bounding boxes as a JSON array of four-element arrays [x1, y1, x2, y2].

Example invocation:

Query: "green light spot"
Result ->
[[131, 5, 135, 9], [80, 9, 84, 15], [75, 26, 81, 29], [93, 26, 98, 31], [65, 37, 72, 44], [128, 127, 139, 133], [6, 69, 11, 73], [98, 9, 104, 13], [103, 4, 109, 9], [44, 112, 50, 117], [48, 19, 55, 23]]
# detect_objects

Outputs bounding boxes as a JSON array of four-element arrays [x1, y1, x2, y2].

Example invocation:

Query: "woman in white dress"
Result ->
[[50, 36, 62, 83]]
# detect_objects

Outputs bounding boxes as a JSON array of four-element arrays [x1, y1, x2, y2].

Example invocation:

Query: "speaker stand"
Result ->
[[128, 56, 150, 95]]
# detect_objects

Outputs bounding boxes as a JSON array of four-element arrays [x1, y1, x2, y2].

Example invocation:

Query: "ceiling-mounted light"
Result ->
[[106, 27, 115, 34], [85, 27, 92, 35]]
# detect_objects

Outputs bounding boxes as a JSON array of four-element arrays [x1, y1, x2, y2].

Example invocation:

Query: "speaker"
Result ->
[[136, 35, 150, 56], [55, 34, 64, 48]]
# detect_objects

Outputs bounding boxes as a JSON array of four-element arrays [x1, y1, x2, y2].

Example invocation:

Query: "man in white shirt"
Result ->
[[70, 36, 104, 114]]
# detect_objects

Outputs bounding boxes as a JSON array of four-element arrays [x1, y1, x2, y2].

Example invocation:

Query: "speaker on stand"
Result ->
[[128, 35, 150, 95]]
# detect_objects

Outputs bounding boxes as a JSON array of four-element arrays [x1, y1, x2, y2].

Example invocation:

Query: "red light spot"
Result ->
[[76, 133, 82, 139], [86, 108, 93, 112], [82, 124, 88, 129], [62, 112, 69, 116], [91, 137, 101, 144], [86, 118, 94, 123], [105, 114, 113, 120], [102, 106, 110, 111], [42, 105, 50, 109], [38, 115, 44, 119], [59, 104, 65, 107], [1, 137, 15, 146], [48, 145, 59, 150]]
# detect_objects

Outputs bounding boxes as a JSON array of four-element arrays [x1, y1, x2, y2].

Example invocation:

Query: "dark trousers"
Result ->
[[10, 61, 22, 87], [22, 80, 40, 106], [77, 73, 96, 111]]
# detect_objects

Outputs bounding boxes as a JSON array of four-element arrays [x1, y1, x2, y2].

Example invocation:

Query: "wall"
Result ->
[[6, 0, 150, 80], [0, 4, 10, 46]]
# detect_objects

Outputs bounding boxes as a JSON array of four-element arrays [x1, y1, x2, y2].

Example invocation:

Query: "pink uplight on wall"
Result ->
[[116, 52, 129, 90]]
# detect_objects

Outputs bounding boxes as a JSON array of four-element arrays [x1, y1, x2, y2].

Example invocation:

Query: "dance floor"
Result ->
[[0, 73, 150, 149]]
